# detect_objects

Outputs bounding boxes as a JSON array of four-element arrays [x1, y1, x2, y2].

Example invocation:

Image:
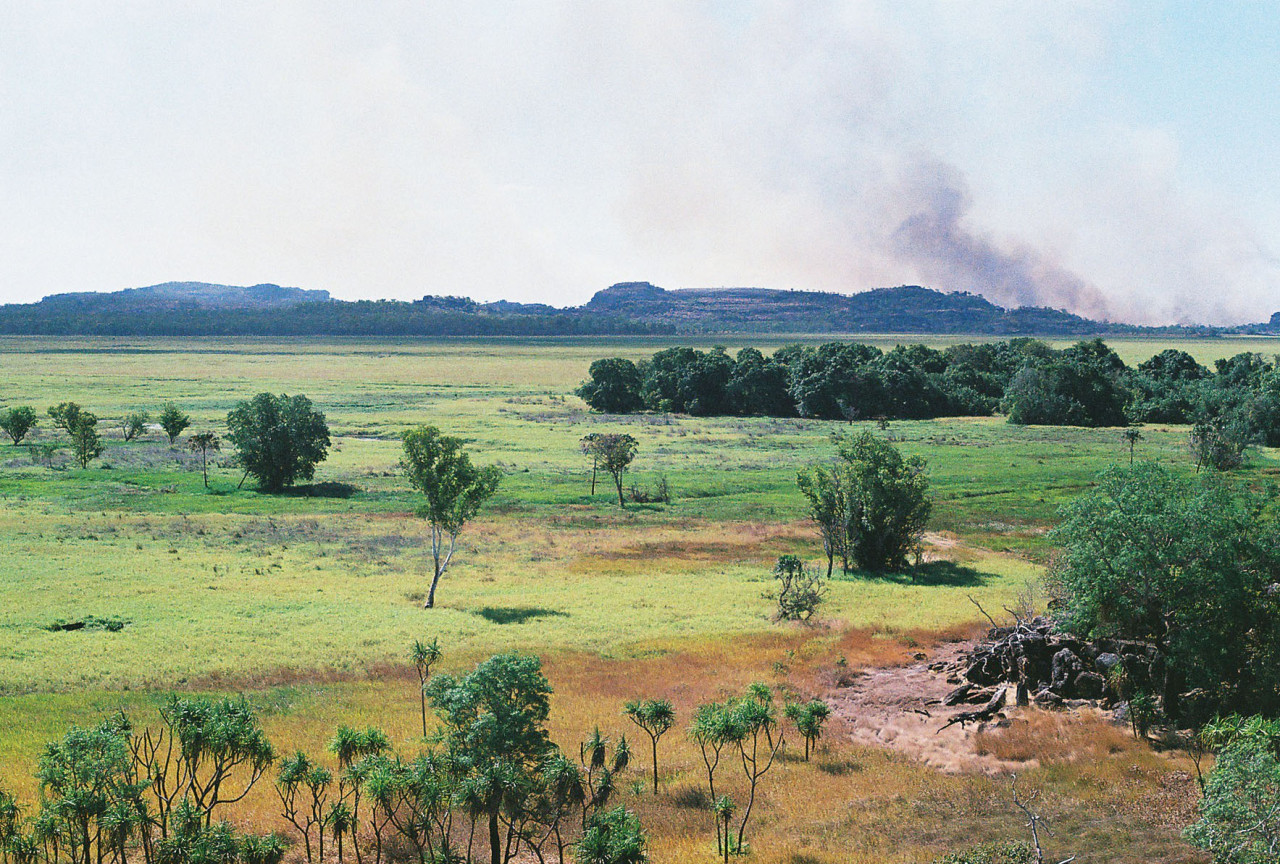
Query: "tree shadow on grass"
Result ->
[[836, 560, 987, 587], [473, 606, 569, 625], [279, 481, 359, 499]]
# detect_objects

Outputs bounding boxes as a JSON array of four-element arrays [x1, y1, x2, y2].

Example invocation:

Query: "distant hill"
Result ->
[[40, 281, 331, 310], [583, 282, 1115, 335], [0, 279, 1245, 337]]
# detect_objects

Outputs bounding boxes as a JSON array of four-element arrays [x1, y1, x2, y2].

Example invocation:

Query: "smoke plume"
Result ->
[[891, 164, 1113, 319]]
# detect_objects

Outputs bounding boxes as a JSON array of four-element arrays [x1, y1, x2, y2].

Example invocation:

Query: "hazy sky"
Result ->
[[2, 2, 1278, 324]]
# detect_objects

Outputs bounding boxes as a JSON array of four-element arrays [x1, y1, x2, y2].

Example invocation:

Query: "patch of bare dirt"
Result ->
[[920, 530, 985, 563], [827, 640, 1037, 774]]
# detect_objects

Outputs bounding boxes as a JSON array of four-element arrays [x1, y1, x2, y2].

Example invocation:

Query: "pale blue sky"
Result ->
[[1, 2, 1277, 324]]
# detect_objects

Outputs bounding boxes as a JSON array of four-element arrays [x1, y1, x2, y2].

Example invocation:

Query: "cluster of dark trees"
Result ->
[[577, 339, 1280, 438]]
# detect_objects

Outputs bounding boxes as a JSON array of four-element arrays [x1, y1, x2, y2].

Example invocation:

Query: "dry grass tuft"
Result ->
[[973, 709, 1138, 765]]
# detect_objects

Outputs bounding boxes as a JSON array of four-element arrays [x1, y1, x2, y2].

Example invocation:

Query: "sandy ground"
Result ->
[[826, 640, 1034, 774]]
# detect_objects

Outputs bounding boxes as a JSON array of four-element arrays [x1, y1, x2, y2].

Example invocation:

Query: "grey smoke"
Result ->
[[890, 164, 1113, 320]]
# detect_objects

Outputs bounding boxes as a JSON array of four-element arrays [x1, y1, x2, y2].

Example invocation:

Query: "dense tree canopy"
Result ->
[[0, 406, 37, 444], [1050, 463, 1280, 720], [576, 358, 645, 414], [226, 393, 330, 492], [798, 432, 931, 573]]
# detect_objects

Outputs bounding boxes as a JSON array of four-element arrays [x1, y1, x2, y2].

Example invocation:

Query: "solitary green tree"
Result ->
[[401, 426, 501, 609], [772, 554, 826, 621], [226, 393, 330, 492], [784, 700, 832, 761], [189, 432, 220, 488], [410, 638, 442, 737], [121, 410, 150, 442], [159, 402, 191, 445], [798, 432, 930, 573], [1121, 427, 1143, 466], [622, 699, 675, 794], [68, 412, 104, 469], [586, 433, 638, 508], [0, 406, 37, 444]]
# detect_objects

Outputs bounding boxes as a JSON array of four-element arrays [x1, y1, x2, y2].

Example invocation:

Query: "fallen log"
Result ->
[[938, 687, 1007, 733]]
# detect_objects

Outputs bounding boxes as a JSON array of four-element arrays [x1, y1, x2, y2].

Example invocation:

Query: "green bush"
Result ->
[[933, 841, 1035, 864], [1185, 715, 1280, 863]]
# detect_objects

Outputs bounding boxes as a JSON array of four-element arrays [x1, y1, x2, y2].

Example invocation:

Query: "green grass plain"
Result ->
[[3, 334, 1273, 862]]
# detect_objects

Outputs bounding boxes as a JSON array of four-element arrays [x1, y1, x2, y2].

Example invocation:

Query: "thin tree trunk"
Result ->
[[419, 676, 428, 736], [700, 744, 721, 854], [489, 808, 502, 864], [651, 737, 659, 794], [426, 568, 442, 608], [590, 457, 597, 495], [426, 526, 442, 608], [425, 526, 457, 608], [615, 473, 625, 507]]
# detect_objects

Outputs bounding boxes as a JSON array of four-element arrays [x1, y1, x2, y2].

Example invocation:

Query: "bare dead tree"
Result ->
[[1010, 774, 1075, 864], [967, 594, 1000, 630]]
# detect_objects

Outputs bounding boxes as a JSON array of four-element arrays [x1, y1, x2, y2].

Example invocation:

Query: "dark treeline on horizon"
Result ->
[[0, 299, 668, 337], [577, 339, 1280, 441]]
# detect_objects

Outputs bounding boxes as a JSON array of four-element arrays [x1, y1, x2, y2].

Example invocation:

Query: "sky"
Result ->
[[1, 2, 1278, 325]]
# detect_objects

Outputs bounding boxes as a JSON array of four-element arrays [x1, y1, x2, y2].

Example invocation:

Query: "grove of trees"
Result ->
[[576, 340, 1280, 443], [0, 650, 674, 864]]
